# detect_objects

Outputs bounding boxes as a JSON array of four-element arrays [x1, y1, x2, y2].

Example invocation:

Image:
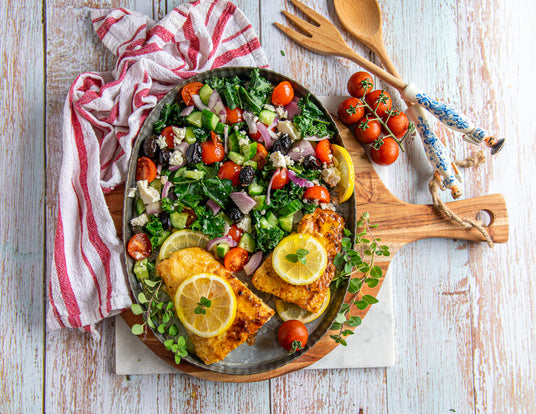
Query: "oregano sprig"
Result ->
[[330, 213, 390, 346]]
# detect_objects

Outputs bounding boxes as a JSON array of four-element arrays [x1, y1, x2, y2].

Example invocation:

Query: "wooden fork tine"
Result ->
[[288, 0, 328, 26], [282, 10, 317, 36], [274, 22, 313, 48]]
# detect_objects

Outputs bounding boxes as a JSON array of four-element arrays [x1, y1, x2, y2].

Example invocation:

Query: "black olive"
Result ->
[[186, 142, 202, 165], [166, 190, 177, 200], [271, 134, 292, 155], [159, 148, 172, 169], [160, 212, 172, 231], [239, 165, 255, 186], [225, 205, 244, 223], [143, 135, 160, 161], [303, 155, 321, 170]]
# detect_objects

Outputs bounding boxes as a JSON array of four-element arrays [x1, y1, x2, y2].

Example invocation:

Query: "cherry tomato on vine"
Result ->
[[354, 115, 382, 145], [278, 320, 308, 353], [315, 139, 332, 165], [181, 81, 203, 106], [218, 161, 242, 186], [347, 71, 374, 98], [270, 168, 290, 190], [252, 143, 268, 169], [135, 156, 158, 182], [225, 107, 243, 124], [370, 137, 399, 166], [201, 132, 225, 164], [271, 81, 294, 106], [227, 225, 243, 244], [365, 89, 392, 118], [385, 111, 410, 139], [127, 233, 152, 260], [160, 126, 176, 148], [337, 97, 365, 125], [224, 247, 249, 272], [303, 186, 331, 203]]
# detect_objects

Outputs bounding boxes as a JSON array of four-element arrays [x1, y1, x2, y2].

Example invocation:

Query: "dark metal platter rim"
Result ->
[[122, 67, 357, 375]]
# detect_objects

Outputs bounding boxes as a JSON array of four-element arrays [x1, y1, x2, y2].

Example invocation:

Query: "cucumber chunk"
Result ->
[[243, 160, 258, 170], [135, 198, 146, 215], [278, 214, 294, 233], [228, 151, 245, 165], [241, 142, 258, 160], [182, 170, 205, 180], [258, 109, 277, 126], [278, 199, 303, 217], [216, 243, 230, 259], [266, 211, 279, 228], [229, 131, 241, 153], [186, 111, 203, 128], [248, 181, 265, 196], [184, 127, 196, 144], [133, 258, 150, 281], [252, 195, 266, 211], [199, 84, 213, 105], [238, 233, 255, 253], [201, 109, 220, 131], [170, 212, 189, 229]]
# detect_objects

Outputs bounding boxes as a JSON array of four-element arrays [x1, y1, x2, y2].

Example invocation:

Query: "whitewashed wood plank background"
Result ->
[[1, 0, 534, 412]]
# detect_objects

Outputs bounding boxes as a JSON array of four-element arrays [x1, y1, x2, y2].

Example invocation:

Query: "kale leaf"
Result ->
[[174, 181, 205, 207], [153, 103, 188, 134], [293, 94, 334, 138], [201, 178, 233, 208], [191, 206, 226, 239]]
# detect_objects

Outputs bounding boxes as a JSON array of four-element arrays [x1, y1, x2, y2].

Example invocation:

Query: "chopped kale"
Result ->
[[200, 178, 233, 208], [153, 103, 188, 134], [293, 94, 334, 138], [191, 206, 226, 239]]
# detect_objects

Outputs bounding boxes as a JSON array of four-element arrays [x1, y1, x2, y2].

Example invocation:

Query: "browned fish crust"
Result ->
[[156, 247, 275, 365], [251, 209, 345, 313]]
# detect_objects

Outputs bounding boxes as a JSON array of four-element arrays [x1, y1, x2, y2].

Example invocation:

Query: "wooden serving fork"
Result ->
[[275, 0, 505, 155]]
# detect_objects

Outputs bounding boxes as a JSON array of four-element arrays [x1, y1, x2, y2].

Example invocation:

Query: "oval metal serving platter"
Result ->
[[123, 67, 356, 375]]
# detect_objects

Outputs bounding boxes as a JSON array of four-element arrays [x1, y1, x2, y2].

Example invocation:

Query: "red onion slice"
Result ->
[[223, 124, 230, 153], [207, 236, 237, 251], [284, 98, 301, 119], [230, 192, 257, 214], [269, 116, 279, 130], [243, 111, 257, 134], [288, 140, 316, 161], [244, 251, 263, 276], [304, 135, 329, 141], [180, 105, 194, 117], [191, 94, 208, 111], [169, 164, 182, 171], [146, 201, 162, 215], [256, 121, 272, 149], [266, 168, 279, 206], [175, 142, 188, 154], [287, 169, 314, 188], [162, 181, 172, 198], [207, 199, 221, 215]]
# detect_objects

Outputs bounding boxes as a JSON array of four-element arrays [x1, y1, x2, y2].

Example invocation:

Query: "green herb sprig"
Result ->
[[330, 213, 390, 346], [286, 248, 310, 265], [194, 296, 212, 315], [130, 268, 188, 364]]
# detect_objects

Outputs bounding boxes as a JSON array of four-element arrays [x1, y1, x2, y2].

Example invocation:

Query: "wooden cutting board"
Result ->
[[104, 120, 508, 382]]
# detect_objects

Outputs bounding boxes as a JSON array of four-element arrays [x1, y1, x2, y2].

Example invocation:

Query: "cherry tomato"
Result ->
[[252, 143, 268, 169], [277, 320, 308, 353], [365, 89, 392, 118], [337, 97, 365, 125], [271, 81, 294, 106], [347, 71, 374, 98], [249, 131, 262, 141], [181, 81, 203, 106], [354, 115, 381, 145], [370, 137, 399, 166], [224, 247, 249, 272], [270, 168, 290, 190], [135, 156, 157, 182], [315, 139, 332, 165], [303, 186, 331, 203], [227, 225, 243, 243], [161, 126, 176, 148], [218, 161, 242, 186], [127, 233, 152, 260], [385, 111, 410, 139], [225, 107, 243, 124], [201, 132, 225, 164]]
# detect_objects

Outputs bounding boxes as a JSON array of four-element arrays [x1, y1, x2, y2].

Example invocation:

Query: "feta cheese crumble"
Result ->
[[169, 150, 184, 166], [236, 216, 252, 233], [130, 213, 149, 227], [172, 127, 186, 147], [270, 151, 287, 168], [137, 179, 160, 204], [321, 165, 341, 188], [127, 187, 137, 198], [156, 135, 168, 149], [276, 120, 301, 142], [275, 106, 288, 120]]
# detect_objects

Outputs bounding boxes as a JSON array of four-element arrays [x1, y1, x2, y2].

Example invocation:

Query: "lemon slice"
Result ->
[[331, 144, 355, 203], [174, 273, 237, 338], [272, 233, 328, 285], [275, 289, 330, 323], [157, 230, 209, 264]]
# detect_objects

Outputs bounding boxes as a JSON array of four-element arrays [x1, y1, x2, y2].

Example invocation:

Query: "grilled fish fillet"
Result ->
[[156, 247, 274, 365], [251, 209, 345, 313]]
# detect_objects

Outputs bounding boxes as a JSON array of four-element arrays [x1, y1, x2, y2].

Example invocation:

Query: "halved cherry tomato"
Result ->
[[161, 126, 175, 148], [127, 233, 152, 260], [218, 161, 242, 186], [271, 81, 294, 106], [354, 115, 381, 145], [370, 137, 400, 166], [227, 225, 243, 243], [225, 107, 243, 124], [270, 168, 290, 190], [250, 131, 262, 141], [278, 320, 308, 353], [365, 89, 392, 118], [181, 81, 203, 106], [385, 110, 410, 138], [224, 247, 249, 272], [347, 71, 374, 98], [252, 143, 268, 169], [315, 139, 332, 165], [201, 132, 225, 164], [303, 186, 330, 203], [337, 97, 365, 125], [135, 156, 157, 182]]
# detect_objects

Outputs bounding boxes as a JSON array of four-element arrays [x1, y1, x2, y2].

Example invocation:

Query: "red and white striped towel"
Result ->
[[47, 0, 269, 338]]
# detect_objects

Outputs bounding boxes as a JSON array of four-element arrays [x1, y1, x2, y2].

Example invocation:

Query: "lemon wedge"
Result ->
[[275, 289, 330, 323], [174, 273, 237, 338], [331, 144, 355, 203], [272, 233, 328, 285], [157, 230, 209, 264]]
